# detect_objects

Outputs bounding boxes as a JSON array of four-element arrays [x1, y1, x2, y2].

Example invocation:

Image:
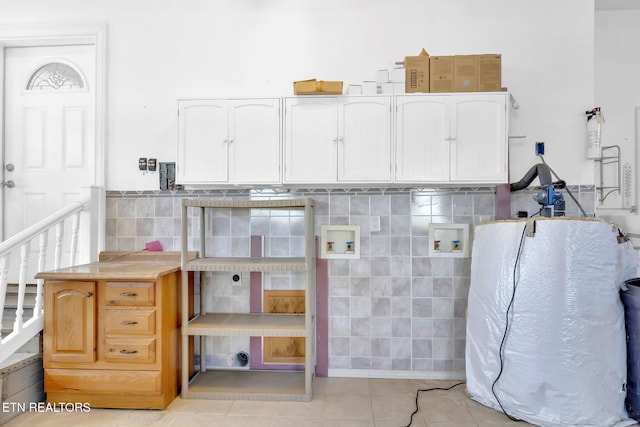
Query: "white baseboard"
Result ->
[[327, 368, 466, 381]]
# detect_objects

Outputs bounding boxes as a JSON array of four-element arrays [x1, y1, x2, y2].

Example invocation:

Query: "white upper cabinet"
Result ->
[[284, 97, 338, 183], [338, 96, 392, 183], [395, 93, 508, 184], [178, 100, 228, 183], [395, 95, 450, 182], [284, 96, 392, 185], [177, 98, 281, 185], [178, 93, 507, 187], [449, 94, 507, 183]]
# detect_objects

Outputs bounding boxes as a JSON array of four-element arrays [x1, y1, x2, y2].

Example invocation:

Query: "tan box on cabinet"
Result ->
[[293, 79, 343, 95], [453, 55, 479, 92], [478, 54, 502, 92], [430, 56, 454, 93], [403, 48, 430, 93]]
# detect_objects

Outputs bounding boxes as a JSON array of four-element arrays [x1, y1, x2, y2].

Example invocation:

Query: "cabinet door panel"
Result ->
[[177, 100, 229, 183], [450, 95, 507, 183], [229, 99, 280, 184], [338, 97, 392, 182], [284, 98, 338, 183], [44, 281, 96, 364], [395, 96, 449, 182]]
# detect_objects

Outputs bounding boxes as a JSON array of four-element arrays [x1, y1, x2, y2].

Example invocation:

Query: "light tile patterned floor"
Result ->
[[4, 378, 537, 426]]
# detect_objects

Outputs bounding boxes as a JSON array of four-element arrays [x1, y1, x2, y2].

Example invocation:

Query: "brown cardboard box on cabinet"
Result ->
[[430, 56, 454, 93], [403, 48, 430, 93], [453, 55, 479, 92], [294, 79, 343, 95], [478, 54, 502, 92]]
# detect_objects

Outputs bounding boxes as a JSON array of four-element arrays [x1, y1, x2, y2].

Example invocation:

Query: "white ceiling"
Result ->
[[595, 0, 640, 10]]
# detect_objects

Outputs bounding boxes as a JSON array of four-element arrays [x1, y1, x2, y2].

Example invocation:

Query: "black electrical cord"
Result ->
[[490, 221, 529, 422], [403, 217, 531, 426], [402, 381, 466, 427]]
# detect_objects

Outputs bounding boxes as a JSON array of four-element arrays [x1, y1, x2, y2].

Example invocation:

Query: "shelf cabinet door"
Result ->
[[44, 280, 96, 364], [338, 96, 392, 183], [284, 97, 338, 183], [449, 94, 507, 183], [177, 100, 229, 184], [228, 99, 281, 184], [395, 95, 450, 182]]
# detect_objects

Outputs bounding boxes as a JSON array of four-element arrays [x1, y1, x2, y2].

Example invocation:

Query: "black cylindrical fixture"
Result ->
[[621, 278, 640, 421]]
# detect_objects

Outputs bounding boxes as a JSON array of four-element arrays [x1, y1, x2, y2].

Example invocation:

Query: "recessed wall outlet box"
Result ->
[[429, 223, 470, 258], [148, 158, 157, 171], [536, 142, 545, 155], [138, 157, 147, 171], [320, 225, 360, 259], [159, 162, 176, 190]]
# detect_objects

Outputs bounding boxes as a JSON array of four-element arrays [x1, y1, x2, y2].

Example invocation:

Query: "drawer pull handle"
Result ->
[[85, 292, 93, 297], [120, 321, 139, 325], [119, 349, 138, 355], [119, 292, 138, 297]]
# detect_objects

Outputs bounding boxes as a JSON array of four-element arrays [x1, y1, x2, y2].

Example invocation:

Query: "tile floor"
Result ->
[[5, 378, 536, 427]]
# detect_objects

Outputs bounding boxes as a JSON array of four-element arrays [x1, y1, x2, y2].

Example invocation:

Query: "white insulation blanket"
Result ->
[[466, 218, 639, 427]]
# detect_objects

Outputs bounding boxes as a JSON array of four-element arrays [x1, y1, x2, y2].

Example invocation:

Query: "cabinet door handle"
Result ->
[[119, 292, 138, 297], [120, 320, 139, 325], [85, 292, 93, 297], [119, 349, 138, 355]]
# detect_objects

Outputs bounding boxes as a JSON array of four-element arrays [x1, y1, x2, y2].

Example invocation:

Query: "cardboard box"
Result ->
[[429, 56, 454, 93], [391, 68, 405, 83], [453, 55, 478, 92], [362, 81, 377, 95], [293, 79, 343, 95], [403, 48, 430, 93], [478, 54, 502, 92], [376, 69, 389, 83], [393, 82, 405, 94], [346, 84, 362, 95], [377, 82, 394, 94]]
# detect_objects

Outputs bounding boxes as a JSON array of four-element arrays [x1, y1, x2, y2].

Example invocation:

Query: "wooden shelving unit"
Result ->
[[180, 198, 316, 401]]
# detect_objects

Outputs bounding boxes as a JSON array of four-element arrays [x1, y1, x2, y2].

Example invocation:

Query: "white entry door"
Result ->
[[3, 44, 95, 240], [2, 44, 96, 278]]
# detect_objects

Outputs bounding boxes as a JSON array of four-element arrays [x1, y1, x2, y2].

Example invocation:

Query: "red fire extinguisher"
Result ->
[[586, 107, 605, 159]]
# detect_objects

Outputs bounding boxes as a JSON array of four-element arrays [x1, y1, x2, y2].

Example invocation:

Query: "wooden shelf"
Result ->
[[185, 370, 312, 401], [186, 313, 306, 337]]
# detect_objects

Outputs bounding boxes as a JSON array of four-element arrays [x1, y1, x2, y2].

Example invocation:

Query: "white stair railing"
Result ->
[[0, 192, 95, 365]]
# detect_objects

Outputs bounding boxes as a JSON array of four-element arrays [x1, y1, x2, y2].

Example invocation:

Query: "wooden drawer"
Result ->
[[104, 282, 155, 306], [45, 368, 162, 393], [103, 338, 156, 364], [104, 309, 156, 335]]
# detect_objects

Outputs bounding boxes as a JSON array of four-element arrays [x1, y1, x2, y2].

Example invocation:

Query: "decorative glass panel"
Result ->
[[26, 62, 84, 91]]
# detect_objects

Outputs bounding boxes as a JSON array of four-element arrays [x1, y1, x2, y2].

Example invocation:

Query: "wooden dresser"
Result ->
[[36, 252, 194, 409]]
